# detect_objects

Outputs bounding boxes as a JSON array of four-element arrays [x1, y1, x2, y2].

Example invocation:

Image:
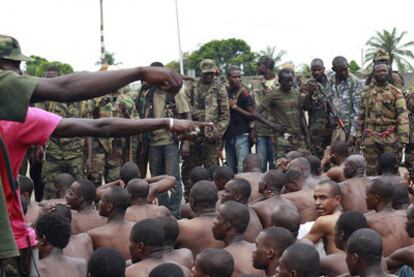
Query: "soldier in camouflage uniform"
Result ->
[[302, 59, 333, 159], [405, 92, 414, 182], [355, 63, 409, 176], [181, 59, 230, 200], [40, 67, 89, 199]]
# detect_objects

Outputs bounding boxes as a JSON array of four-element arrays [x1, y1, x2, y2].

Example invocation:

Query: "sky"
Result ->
[[2, 0, 414, 73]]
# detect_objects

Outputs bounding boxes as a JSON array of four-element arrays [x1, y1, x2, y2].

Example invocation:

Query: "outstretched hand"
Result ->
[[171, 119, 213, 133], [141, 67, 183, 94]]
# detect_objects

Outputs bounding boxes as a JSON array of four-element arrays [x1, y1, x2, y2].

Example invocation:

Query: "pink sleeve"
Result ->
[[18, 107, 62, 146]]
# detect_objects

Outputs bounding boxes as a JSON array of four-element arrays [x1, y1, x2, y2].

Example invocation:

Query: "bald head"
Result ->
[[289, 157, 311, 178], [197, 248, 234, 277], [379, 152, 399, 174], [54, 173, 75, 190], [104, 187, 131, 212], [311, 58, 324, 67], [369, 178, 393, 204], [347, 228, 383, 266], [226, 178, 251, 204], [260, 227, 295, 253], [127, 178, 149, 200], [344, 155, 366, 178], [263, 169, 286, 193], [271, 205, 300, 238], [120, 162, 140, 184], [280, 244, 320, 277], [243, 153, 262, 172], [189, 181, 218, 211], [220, 201, 250, 234], [332, 56, 348, 67], [286, 151, 304, 162]]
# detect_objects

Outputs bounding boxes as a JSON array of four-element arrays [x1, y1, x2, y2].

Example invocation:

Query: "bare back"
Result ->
[[125, 204, 171, 223], [177, 216, 225, 257], [235, 172, 265, 203], [64, 233, 94, 261], [251, 196, 295, 227], [25, 202, 41, 226], [366, 209, 413, 257], [282, 188, 318, 224], [39, 255, 87, 277], [71, 209, 106, 234], [126, 258, 190, 277], [320, 253, 348, 277], [340, 177, 369, 213], [243, 208, 263, 243], [88, 221, 134, 259], [163, 248, 194, 269], [225, 241, 265, 276]]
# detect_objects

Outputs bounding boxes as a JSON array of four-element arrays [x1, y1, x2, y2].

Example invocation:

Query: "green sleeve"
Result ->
[[174, 89, 191, 114], [0, 70, 38, 122], [259, 91, 275, 110]]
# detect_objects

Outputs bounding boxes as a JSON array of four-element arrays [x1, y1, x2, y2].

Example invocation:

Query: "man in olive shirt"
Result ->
[[136, 62, 191, 218], [254, 68, 308, 161]]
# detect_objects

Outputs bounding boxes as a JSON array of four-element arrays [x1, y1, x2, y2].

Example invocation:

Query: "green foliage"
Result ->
[[165, 60, 180, 72], [365, 27, 414, 73], [349, 60, 361, 74], [258, 46, 287, 70], [25, 55, 74, 77], [96, 51, 122, 66], [297, 64, 311, 79], [186, 38, 257, 76]]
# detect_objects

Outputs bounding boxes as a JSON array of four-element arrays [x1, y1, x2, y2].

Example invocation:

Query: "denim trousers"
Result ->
[[148, 142, 182, 218], [256, 136, 275, 172], [224, 133, 250, 173]]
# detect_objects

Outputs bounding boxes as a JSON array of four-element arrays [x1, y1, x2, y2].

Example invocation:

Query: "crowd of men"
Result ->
[[1, 33, 414, 277]]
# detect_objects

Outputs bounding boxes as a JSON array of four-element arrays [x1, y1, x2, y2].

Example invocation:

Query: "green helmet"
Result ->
[[0, 34, 31, 62]]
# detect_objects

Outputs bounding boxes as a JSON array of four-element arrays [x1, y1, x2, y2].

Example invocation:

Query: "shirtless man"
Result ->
[[120, 161, 141, 185], [156, 216, 194, 269], [88, 248, 126, 277], [66, 180, 106, 234], [50, 204, 94, 262], [271, 204, 301, 238], [125, 178, 171, 222], [235, 154, 265, 203], [306, 155, 327, 188], [305, 180, 343, 254], [252, 227, 295, 276], [176, 181, 224, 256], [212, 201, 264, 276], [386, 204, 414, 272], [18, 175, 41, 225], [192, 248, 234, 277], [221, 178, 263, 242], [340, 155, 370, 212], [279, 243, 320, 277], [392, 183, 409, 210], [320, 211, 368, 277], [36, 213, 87, 277], [282, 168, 318, 223], [126, 219, 188, 277], [251, 169, 296, 227], [346, 228, 396, 277], [321, 141, 349, 182], [365, 178, 413, 257], [212, 166, 234, 199], [88, 187, 134, 259], [377, 153, 405, 186], [289, 157, 320, 188]]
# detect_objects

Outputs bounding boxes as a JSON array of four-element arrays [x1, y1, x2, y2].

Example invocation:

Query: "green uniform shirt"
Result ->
[[251, 78, 276, 136], [260, 87, 302, 135], [151, 89, 190, 146], [0, 69, 38, 259]]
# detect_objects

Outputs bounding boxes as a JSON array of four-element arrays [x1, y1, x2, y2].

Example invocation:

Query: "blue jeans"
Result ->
[[148, 142, 182, 218], [224, 134, 250, 173], [256, 136, 275, 172]]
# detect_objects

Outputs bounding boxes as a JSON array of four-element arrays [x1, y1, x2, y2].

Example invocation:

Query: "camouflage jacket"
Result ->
[[40, 101, 87, 160], [327, 73, 363, 136], [355, 83, 409, 144], [89, 97, 115, 153], [185, 78, 230, 138], [302, 77, 332, 135]]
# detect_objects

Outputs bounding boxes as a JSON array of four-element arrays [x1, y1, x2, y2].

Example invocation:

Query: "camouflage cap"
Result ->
[[373, 49, 389, 63], [200, 59, 217, 73], [0, 35, 31, 62]]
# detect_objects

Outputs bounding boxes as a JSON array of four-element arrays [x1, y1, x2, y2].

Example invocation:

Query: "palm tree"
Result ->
[[365, 27, 414, 72], [259, 46, 287, 69], [96, 51, 122, 66]]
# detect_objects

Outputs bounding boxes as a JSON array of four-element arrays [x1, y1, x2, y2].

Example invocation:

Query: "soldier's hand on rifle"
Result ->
[[171, 119, 213, 133], [140, 67, 183, 94], [269, 122, 287, 133]]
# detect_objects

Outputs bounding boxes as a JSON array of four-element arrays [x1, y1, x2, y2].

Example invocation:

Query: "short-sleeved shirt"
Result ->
[[252, 78, 277, 136], [0, 69, 38, 258], [225, 86, 254, 138], [260, 87, 302, 135], [150, 89, 190, 146], [0, 107, 62, 249]]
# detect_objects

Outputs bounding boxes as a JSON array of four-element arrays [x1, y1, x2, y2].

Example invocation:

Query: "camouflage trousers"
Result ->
[[362, 132, 401, 176], [181, 138, 220, 201], [273, 135, 307, 161], [309, 129, 332, 159], [88, 142, 122, 187], [42, 156, 84, 200], [405, 143, 414, 181]]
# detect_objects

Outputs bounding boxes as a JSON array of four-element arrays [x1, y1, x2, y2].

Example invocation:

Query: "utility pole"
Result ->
[[100, 0, 106, 64], [175, 0, 184, 74]]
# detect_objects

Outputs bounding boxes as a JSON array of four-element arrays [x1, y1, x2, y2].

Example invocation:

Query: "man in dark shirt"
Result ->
[[224, 65, 255, 173]]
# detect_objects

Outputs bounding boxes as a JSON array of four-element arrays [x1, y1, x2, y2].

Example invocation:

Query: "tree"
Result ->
[[25, 55, 74, 77], [349, 60, 361, 74], [96, 51, 122, 66], [365, 27, 414, 73], [297, 64, 311, 79], [258, 46, 287, 70], [186, 38, 257, 76]]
